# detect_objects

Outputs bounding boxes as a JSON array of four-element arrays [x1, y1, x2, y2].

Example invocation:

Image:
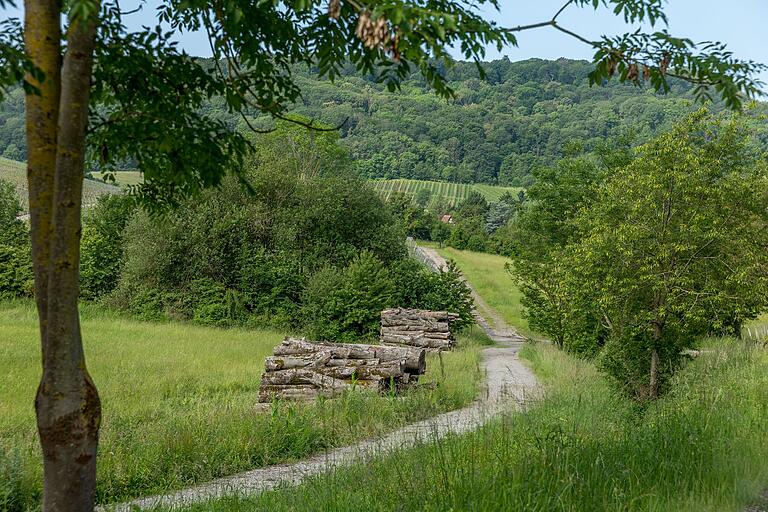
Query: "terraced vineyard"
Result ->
[[370, 179, 521, 207], [0, 157, 120, 215]]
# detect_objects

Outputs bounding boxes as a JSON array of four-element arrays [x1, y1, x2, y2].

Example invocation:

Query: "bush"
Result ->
[[0, 179, 32, 300], [0, 245, 33, 300], [80, 194, 137, 301], [301, 252, 395, 341]]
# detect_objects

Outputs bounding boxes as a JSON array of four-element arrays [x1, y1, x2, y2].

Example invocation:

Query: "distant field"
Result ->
[[371, 179, 521, 208], [92, 171, 144, 187], [0, 157, 120, 214]]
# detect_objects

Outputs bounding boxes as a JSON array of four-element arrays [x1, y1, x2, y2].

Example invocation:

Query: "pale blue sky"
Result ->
[[3, 1, 767, 87]]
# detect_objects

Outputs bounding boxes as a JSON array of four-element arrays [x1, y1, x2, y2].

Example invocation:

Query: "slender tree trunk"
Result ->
[[649, 348, 660, 399], [24, 0, 60, 352], [29, 6, 103, 511]]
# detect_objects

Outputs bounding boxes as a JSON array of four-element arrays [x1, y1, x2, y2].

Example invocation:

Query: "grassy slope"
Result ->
[[0, 157, 120, 214], [0, 302, 488, 507], [91, 171, 144, 187], [429, 244, 529, 335], [370, 179, 521, 208], [179, 341, 768, 512]]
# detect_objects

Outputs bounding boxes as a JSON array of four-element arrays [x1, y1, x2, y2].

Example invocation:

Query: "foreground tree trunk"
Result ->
[[25, 1, 102, 510]]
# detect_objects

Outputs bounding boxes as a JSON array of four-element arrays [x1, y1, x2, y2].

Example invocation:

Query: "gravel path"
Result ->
[[103, 246, 538, 511]]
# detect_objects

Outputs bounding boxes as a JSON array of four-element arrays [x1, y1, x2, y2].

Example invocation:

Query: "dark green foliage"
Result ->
[[303, 255, 475, 341], [0, 178, 31, 299], [2, 59, 767, 188], [79, 194, 137, 301], [106, 125, 476, 338], [413, 261, 475, 332], [301, 252, 396, 341], [511, 111, 768, 398]]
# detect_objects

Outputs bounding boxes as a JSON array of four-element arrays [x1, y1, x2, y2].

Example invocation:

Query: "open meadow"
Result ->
[[0, 301, 488, 508], [91, 171, 144, 187], [175, 339, 768, 512], [0, 158, 120, 215]]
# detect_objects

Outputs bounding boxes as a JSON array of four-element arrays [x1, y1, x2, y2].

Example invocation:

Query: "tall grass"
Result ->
[[0, 301, 488, 509], [430, 245, 530, 334], [177, 341, 768, 512]]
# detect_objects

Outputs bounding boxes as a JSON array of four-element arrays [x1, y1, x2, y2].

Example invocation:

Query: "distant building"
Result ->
[[440, 214, 454, 224]]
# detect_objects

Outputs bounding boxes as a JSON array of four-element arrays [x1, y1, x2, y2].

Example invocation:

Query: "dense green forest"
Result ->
[[3, 58, 765, 186]]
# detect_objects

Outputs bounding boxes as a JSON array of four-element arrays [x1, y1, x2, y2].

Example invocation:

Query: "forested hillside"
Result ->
[[3, 58, 764, 186]]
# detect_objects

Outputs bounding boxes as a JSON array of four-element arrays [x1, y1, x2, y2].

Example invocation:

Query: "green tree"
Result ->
[[2, 0, 764, 509], [566, 112, 768, 399]]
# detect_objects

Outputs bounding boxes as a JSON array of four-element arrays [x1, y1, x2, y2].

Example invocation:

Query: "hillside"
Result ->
[[3, 59, 764, 187], [371, 179, 520, 208], [0, 157, 120, 214]]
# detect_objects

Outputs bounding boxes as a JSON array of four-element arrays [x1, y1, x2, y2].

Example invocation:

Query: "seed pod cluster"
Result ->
[[328, 0, 340, 20], [356, 10, 391, 49]]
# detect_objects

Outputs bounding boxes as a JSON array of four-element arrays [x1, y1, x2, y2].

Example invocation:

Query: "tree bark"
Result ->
[[649, 348, 660, 400], [32, 8, 103, 512], [274, 338, 426, 374], [24, 0, 60, 352]]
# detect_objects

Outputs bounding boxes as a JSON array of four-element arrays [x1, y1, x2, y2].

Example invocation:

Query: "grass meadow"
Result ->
[[0, 301, 489, 509], [429, 245, 530, 335], [91, 171, 144, 187], [370, 179, 521, 208], [0, 157, 120, 215], [175, 340, 768, 512]]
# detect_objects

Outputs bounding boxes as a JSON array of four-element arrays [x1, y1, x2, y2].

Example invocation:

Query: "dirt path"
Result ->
[[103, 247, 538, 511]]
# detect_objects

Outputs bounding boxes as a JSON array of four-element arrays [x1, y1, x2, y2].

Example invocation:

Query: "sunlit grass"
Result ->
[[175, 340, 768, 512], [92, 171, 144, 187], [430, 245, 530, 335], [0, 157, 119, 215], [0, 301, 487, 508]]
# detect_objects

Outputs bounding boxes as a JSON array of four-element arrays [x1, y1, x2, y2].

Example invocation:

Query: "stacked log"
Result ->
[[380, 308, 460, 351], [257, 337, 427, 402]]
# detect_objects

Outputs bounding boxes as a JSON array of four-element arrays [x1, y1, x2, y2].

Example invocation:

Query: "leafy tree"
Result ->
[[532, 112, 768, 399], [2, 0, 764, 508]]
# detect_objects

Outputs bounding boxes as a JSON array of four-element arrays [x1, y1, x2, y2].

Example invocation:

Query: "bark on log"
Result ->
[[381, 308, 460, 321], [260, 369, 350, 390], [274, 338, 426, 374], [316, 361, 404, 381]]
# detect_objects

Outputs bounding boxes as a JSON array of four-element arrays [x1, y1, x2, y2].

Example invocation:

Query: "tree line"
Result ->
[[413, 110, 768, 400], [3, 58, 766, 186]]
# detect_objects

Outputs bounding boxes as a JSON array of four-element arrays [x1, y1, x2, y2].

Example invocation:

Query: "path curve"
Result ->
[[103, 248, 538, 511]]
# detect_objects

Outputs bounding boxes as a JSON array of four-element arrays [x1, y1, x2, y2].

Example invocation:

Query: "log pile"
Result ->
[[380, 308, 460, 351], [258, 337, 427, 402]]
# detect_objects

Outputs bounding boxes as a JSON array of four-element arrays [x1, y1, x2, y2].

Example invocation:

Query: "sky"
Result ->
[[3, 0, 768, 86]]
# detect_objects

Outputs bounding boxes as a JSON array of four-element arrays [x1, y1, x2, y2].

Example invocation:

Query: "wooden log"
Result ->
[[314, 361, 404, 381], [260, 369, 350, 390], [273, 338, 426, 374], [380, 335, 451, 350], [380, 319, 450, 331], [264, 351, 332, 371], [381, 308, 459, 321], [257, 384, 338, 402]]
